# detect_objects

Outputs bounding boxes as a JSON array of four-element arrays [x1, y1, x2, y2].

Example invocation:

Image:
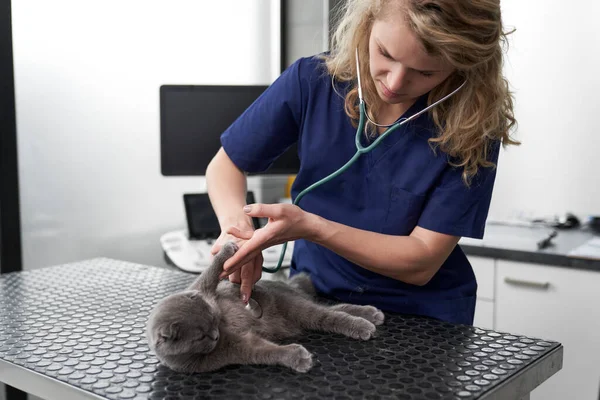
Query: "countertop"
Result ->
[[0, 258, 562, 400], [459, 223, 600, 271]]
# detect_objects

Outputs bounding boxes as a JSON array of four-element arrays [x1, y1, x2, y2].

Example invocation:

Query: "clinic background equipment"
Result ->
[[159, 84, 300, 176], [161, 191, 293, 274], [183, 192, 261, 241]]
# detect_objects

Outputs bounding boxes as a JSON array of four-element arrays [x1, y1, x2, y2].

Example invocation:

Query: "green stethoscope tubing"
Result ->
[[261, 100, 407, 273], [261, 48, 466, 273]]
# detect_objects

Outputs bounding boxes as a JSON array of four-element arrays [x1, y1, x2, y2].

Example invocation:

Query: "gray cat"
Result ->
[[146, 241, 385, 373]]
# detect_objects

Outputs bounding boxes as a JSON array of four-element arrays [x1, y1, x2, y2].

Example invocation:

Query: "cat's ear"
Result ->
[[157, 322, 180, 344]]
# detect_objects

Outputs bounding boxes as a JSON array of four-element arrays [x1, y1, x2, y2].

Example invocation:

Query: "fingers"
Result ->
[[210, 242, 221, 256], [239, 263, 254, 304], [243, 203, 284, 219], [228, 269, 241, 285], [223, 235, 264, 272], [253, 253, 263, 284], [226, 226, 254, 240]]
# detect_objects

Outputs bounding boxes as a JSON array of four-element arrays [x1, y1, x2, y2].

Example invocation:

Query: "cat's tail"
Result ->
[[288, 273, 316, 297]]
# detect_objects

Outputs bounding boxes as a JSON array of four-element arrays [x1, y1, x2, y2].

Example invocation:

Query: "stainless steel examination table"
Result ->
[[0, 259, 563, 400]]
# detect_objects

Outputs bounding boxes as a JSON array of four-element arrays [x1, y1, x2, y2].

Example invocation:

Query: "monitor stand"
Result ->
[[196, 175, 292, 204], [247, 175, 291, 204], [196, 175, 292, 227], [246, 176, 292, 229]]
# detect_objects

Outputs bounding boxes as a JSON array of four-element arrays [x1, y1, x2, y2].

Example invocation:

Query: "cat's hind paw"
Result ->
[[285, 344, 313, 373], [348, 317, 376, 341], [362, 306, 385, 326], [329, 304, 385, 326]]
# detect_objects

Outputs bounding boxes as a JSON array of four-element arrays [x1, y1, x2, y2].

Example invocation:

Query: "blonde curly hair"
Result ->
[[323, 0, 519, 184]]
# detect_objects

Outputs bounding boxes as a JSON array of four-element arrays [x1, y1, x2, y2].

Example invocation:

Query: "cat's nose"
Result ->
[[208, 328, 219, 341]]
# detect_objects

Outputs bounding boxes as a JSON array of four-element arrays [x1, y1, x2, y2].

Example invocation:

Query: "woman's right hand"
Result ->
[[210, 224, 263, 304]]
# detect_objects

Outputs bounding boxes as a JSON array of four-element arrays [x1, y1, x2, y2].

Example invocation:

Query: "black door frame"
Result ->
[[1, 0, 32, 398], [0, 0, 22, 274]]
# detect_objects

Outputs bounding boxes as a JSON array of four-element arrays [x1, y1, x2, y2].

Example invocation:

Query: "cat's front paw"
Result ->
[[221, 241, 239, 257], [284, 344, 313, 373], [348, 317, 376, 341]]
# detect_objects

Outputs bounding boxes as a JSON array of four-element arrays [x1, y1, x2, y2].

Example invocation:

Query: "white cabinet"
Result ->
[[469, 256, 496, 330], [470, 256, 496, 300], [473, 299, 494, 330], [495, 260, 600, 400]]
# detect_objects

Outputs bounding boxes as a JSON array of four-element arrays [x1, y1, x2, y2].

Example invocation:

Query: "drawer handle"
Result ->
[[504, 277, 550, 290]]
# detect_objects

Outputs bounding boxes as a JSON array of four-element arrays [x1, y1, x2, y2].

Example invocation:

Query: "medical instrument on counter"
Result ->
[[262, 48, 467, 273], [537, 230, 558, 250]]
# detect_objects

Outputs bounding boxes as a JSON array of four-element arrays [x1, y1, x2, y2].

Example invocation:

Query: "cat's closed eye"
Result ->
[[158, 332, 175, 345]]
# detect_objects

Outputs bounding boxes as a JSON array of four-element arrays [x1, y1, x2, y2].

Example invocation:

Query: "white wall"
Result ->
[[13, 0, 599, 272], [13, 0, 280, 270], [488, 0, 600, 221], [288, 0, 600, 223], [285, 0, 329, 66]]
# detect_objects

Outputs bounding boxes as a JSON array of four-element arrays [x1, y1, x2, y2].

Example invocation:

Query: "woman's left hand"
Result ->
[[220, 203, 316, 278]]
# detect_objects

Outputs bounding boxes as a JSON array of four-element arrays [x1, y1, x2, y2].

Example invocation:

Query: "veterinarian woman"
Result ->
[[206, 0, 518, 325]]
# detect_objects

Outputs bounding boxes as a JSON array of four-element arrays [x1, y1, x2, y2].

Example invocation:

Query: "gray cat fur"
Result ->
[[146, 241, 384, 373]]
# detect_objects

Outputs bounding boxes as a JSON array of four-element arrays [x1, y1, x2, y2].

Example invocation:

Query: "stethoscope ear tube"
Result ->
[[262, 51, 466, 273]]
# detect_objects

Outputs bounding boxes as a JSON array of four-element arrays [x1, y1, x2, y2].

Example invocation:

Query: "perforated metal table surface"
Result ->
[[0, 258, 562, 400]]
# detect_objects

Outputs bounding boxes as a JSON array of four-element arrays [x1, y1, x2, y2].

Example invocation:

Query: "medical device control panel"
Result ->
[[160, 230, 294, 273], [161, 191, 294, 273]]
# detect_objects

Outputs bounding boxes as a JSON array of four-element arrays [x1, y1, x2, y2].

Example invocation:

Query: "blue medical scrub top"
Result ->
[[221, 54, 500, 325]]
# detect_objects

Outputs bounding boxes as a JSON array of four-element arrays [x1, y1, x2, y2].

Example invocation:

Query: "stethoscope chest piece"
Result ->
[[245, 298, 263, 318]]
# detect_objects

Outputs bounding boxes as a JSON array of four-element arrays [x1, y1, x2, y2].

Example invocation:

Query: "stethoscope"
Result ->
[[262, 48, 466, 274]]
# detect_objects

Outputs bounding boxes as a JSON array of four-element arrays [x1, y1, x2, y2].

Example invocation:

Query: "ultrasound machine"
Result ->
[[159, 84, 299, 275], [160, 191, 294, 274]]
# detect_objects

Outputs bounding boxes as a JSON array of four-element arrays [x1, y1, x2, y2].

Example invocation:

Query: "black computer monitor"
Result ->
[[160, 85, 300, 176], [183, 192, 261, 240]]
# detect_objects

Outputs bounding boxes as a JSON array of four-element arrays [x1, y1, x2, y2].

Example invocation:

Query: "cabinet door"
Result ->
[[474, 299, 494, 330], [469, 256, 495, 301], [496, 260, 600, 400], [469, 256, 495, 329]]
